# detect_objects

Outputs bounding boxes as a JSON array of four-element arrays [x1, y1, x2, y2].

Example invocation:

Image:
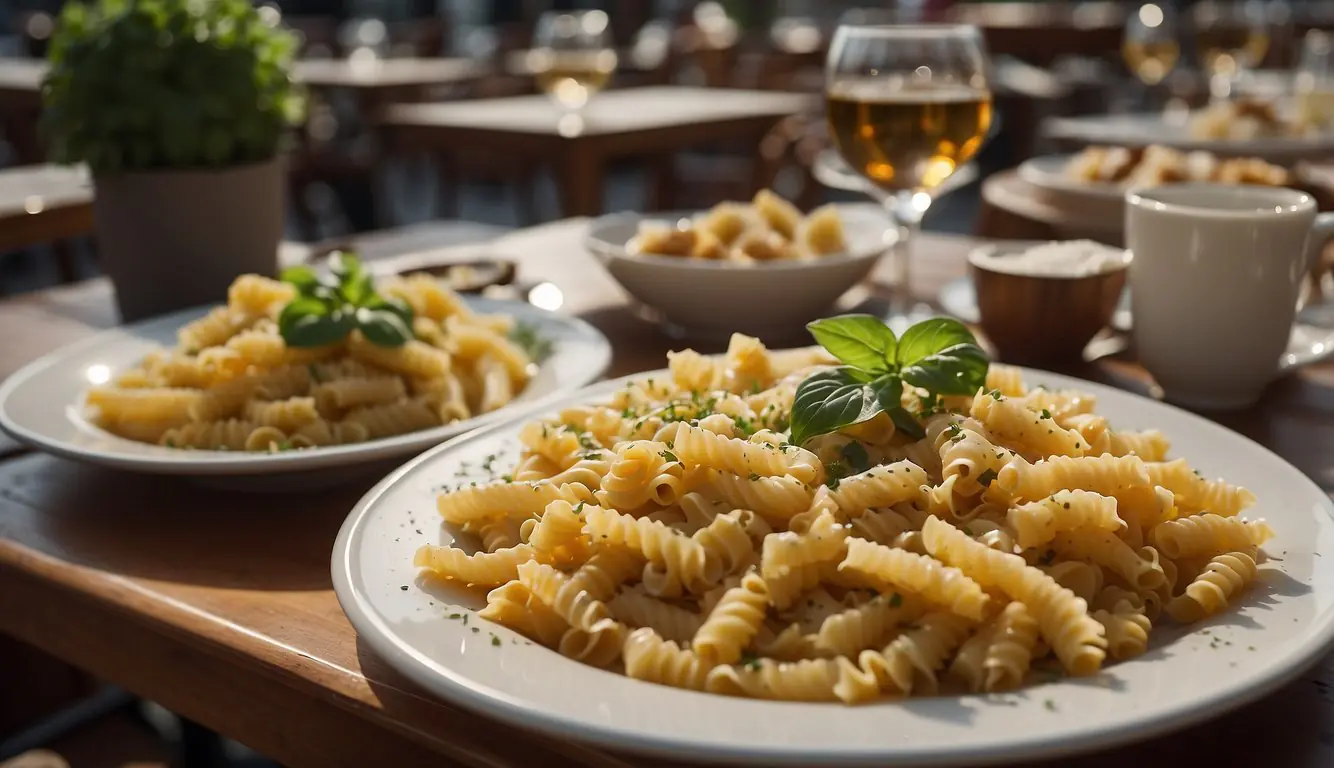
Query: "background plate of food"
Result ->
[[333, 321, 1334, 766], [1044, 99, 1334, 163], [0, 257, 611, 482], [585, 192, 896, 338]]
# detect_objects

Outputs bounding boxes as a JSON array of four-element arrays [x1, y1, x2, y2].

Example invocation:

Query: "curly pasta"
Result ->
[[1150, 514, 1272, 559], [1007, 490, 1124, 549], [1166, 551, 1258, 623], [420, 345, 1271, 705], [838, 538, 989, 620], [922, 517, 1107, 675], [693, 571, 770, 664], [94, 274, 532, 451]]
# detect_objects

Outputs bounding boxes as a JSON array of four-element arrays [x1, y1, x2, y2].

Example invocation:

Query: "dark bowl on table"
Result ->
[[968, 243, 1129, 365]]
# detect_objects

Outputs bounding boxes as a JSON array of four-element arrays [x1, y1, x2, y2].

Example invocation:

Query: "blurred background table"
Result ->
[[381, 86, 813, 216]]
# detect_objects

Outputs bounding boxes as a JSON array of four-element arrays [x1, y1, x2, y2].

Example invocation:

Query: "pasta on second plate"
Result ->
[[417, 336, 1272, 704], [630, 189, 847, 264], [86, 273, 533, 451]]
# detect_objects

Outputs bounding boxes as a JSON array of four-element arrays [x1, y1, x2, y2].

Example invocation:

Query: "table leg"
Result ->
[[434, 153, 459, 219], [558, 143, 604, 218], [52, 242, 79, 285], [649, 153, 676, 212]]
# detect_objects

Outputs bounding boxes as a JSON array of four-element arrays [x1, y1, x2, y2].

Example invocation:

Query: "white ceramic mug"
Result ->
[[1126, 184, 1334, 409]]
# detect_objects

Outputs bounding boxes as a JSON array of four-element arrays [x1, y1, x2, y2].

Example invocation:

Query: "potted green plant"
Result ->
[[41, 0, 305, 321]]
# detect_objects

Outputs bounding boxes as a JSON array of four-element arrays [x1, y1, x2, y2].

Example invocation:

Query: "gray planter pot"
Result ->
[[93, 157, 285, 322]]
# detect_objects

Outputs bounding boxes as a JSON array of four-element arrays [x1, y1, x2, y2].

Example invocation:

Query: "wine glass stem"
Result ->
[[886, 190, 928, 318]]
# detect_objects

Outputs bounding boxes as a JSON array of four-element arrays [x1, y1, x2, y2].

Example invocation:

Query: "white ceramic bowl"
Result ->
[[584, 204, 894, 338]]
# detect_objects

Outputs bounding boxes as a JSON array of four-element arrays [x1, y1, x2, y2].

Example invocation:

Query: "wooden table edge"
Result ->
[[0, 524, 637, 768]]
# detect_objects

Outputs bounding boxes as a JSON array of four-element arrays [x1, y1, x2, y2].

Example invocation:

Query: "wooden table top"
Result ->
[[0, 164, 93, 251], [294, 56, 484, 91], [382, 86, 812, 140], [0, 58, 42, 99], [1, 219, 1333, 767]]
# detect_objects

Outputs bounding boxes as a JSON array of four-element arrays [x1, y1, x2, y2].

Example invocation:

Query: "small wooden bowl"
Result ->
[[968, 243, 1129, 365]]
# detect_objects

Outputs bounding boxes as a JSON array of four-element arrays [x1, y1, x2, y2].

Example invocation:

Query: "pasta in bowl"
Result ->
[[0, 260, 611, 478], [586, 201, 894, 338], [407, 316, 1274, 705]]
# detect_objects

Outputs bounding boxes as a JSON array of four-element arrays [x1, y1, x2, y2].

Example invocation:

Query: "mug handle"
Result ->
[[1308, 213, 1334, 273]]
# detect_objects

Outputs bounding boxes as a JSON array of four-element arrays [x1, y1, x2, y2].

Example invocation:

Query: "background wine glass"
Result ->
[[825, 23, 993, 326], [1191, 0, 1270, 100], [1296, 29, 1334, 133], [1123, 3, 1180, 87], [527, 10, 618, 112]]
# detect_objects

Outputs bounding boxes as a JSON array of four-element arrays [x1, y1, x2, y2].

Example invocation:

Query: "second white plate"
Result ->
[[0, 296, 611, 479]]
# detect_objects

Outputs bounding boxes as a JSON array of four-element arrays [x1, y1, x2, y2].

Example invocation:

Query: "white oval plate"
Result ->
[[0, 297, 611, 477], [333, 370, 1334, 766], [1044, 113, 1334, 163], [939, 277, 1334, 372], [1017, 154, 1124, 203]]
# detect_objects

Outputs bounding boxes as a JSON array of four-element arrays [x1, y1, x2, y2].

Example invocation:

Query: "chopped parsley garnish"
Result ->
[[977, 468, 998, 487], [748, 472, 762, 481], [509, 321, 553, 361], [889, 592, 903, 608], [1040, 408, 1052, 419], [660, 449, 679, 463], [823, 459, 849, 490], [491, 634, 502, 646], [740, 652, 762, 671], [989, 390, 1003, 400]]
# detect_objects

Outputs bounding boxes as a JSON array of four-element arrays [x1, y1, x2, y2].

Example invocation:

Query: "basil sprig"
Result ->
[[278, 252, 415, 348], [789, 315, 988, 445]]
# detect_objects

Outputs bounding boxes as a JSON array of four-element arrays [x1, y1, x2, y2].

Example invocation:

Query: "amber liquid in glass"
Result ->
[[1122, 39, 1181, 84], [826, 85, 993, 191], [532, 50, 617, 107], [1195, 27, 1269, 73]]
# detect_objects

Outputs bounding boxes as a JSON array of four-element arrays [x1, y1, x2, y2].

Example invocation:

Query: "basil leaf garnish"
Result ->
[[900, 342, 990, 396], [280, 303, 356, 348], [790, 367, 887, 447], [806, 314, 896, 374], [277, 251, 418, 349], [896, 317, 978, 366], [279, 265, 320, 295], [355, 307, 414, 347], [788, 314, 990, 445]]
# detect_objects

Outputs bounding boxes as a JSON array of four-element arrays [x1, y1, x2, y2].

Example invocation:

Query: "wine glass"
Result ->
[[825, 23, 993, 326], [1191, 1, 1270, 99], [528, 10, 618, 112], [1296, 29, 1334, 133], [1123, 3, 1181, 86]]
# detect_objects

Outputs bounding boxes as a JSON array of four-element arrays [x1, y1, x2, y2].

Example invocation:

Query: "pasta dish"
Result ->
[[86, 261, 534, 452], [416, 316, 1270, 704], [1064, 145, 1288, 188], [629, 189, 847, 264]]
